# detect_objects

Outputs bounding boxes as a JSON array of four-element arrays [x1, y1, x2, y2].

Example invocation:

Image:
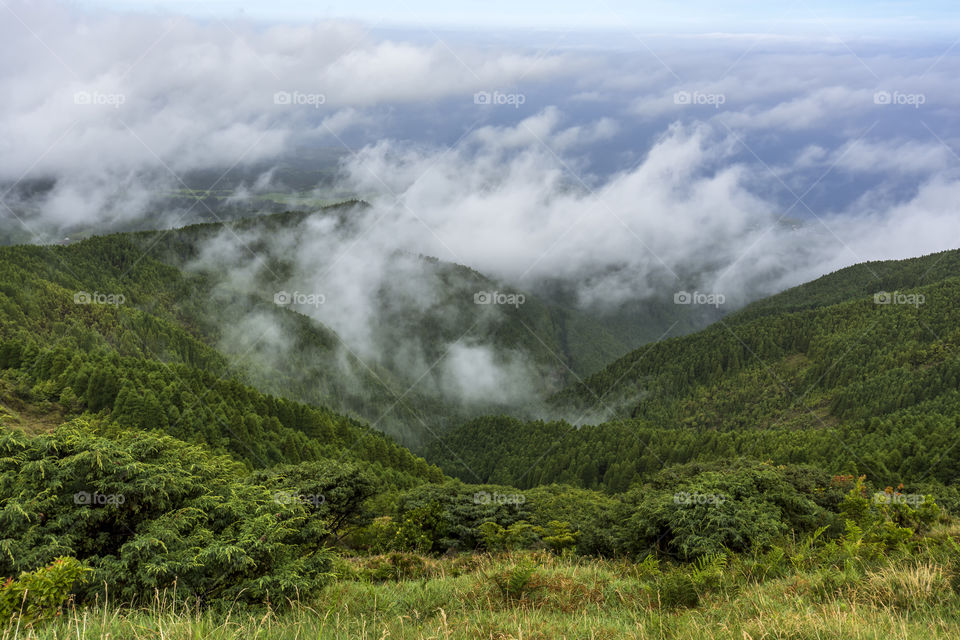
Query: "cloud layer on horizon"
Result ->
[[2, 0, 959, 316]]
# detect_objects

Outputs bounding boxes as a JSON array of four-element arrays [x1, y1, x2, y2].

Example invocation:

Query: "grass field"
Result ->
[[8, 533, 960, 640]]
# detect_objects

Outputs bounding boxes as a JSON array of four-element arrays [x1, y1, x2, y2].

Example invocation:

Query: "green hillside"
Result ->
[[110, 206, 637, 443], [3, 229, 960, 638], [11, 205, 724, 449], [0, 237, 440, 480], [425, 251, 960, 494], [728, 249, 960, 323]]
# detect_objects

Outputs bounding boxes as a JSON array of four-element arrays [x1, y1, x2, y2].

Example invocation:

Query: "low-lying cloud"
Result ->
[[4, 0, 960, 417]]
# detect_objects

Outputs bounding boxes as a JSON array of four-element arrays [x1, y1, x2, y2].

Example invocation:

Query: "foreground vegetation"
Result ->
[[3, 422, 957, 638], [7, 535, 960, 639]]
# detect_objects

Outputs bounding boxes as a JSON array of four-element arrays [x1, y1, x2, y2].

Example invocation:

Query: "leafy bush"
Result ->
[[247, 460, 378, 541], [393, 482, 535, 552], [349, 516, 400, 553], [837, 476, 937, 548], [0, 557, 88, 624], [478, 520, 578, 553], [394, 503, 448, 553], [0, 424, 335, 606], [523, 485, 618, 555], [354, 553, 435, 582], [615, 461, 840, 560]]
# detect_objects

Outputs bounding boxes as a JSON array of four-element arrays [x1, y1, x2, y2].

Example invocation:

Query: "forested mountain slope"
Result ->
[[0, 238, 441, 483], [11, 205, 732, 447], [426, 254, 960, 493], [106, 206, 638, 445], [551, 249, 960, 417], [727, 248, 960, 324]]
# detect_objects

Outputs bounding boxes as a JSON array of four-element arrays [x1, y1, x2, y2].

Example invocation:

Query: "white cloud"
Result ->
[[0, 0, 577, 229], [4, 0, 960, 352]]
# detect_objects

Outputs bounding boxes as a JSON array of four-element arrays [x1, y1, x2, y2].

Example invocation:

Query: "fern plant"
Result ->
[[489, 562, 540, 602]]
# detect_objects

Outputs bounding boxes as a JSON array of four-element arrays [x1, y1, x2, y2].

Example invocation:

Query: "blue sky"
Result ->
[[79, 0, 959, 34]]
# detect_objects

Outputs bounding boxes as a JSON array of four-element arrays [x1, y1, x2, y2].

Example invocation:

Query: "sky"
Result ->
[[74, 0, 960, 34]]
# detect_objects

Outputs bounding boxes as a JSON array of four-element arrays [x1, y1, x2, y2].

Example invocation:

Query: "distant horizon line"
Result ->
[[67, 1, 960, 39]]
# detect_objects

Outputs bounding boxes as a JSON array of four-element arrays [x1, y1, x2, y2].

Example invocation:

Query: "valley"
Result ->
[[3, 210, 960, 638]]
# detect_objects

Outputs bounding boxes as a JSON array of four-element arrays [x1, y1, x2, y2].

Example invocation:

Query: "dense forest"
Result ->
[[426, 252, 960, 494], [2, 219, 960, 637]]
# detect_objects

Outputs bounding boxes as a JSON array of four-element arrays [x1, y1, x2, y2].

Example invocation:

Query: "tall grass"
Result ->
[[6, 547, 960, 640]]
